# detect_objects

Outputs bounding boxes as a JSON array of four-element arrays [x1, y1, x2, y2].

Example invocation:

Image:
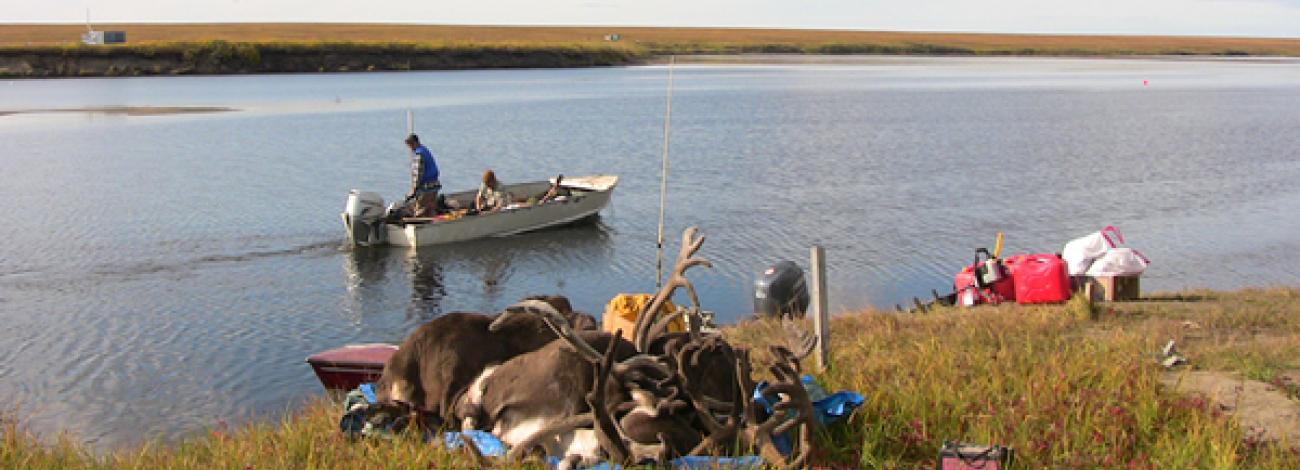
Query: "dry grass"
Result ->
[[2, 23, 1300, 56], [725, 287, 1300, 468], [3, 288, 1298, 468]]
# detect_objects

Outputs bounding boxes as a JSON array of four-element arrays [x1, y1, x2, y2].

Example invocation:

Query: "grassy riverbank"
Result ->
[[2, 24, 1300, 77], [4, 288, 1298, 468], [0, 40, 648, 77], [5, 24, 1300, 56]]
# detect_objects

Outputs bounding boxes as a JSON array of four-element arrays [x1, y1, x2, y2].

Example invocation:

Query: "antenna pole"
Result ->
[[406, 109, 413, 135], [654, 56, 676, 289]]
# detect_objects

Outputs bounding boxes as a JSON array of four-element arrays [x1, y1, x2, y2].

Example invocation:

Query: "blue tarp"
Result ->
[[342, 375, 863, 469], [439, 432, 766, 469], [752, 374, 865, 455]]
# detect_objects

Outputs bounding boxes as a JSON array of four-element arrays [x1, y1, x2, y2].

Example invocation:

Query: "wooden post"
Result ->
[[810, 245, 830, 372]]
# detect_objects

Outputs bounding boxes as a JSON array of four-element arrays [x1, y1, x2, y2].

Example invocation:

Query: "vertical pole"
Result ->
[[654, 55, 676, 289], [406, 109, 414, 135], [810, 245, 830, 372]]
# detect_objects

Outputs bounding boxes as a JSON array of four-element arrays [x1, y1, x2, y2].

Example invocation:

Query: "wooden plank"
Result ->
[[810, 245, 830, 372]]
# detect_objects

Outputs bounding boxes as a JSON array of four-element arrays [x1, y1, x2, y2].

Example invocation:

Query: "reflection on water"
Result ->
[[341, 219, 617, 326]]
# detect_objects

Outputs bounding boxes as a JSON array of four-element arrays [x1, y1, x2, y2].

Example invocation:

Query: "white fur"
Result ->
[[388, 380, 409, 403], [465, 365, 498, 406], [628, 390, 658, 416], [497, 417, 548, 448], [460, 365, 498, 430], [556, 429, 603, 465]]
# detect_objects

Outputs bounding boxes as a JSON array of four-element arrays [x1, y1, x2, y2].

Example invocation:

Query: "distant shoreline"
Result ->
[[0, 42, 648, 78], [2, 24, 1298, 78]]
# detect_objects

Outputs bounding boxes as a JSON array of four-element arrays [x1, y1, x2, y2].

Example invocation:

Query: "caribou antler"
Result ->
[[634, 227, 712, 352], [746, 345, 818, 470], [588, 329, 632, 464], [682, 341, 744, 456], [783, 319, 818, 361]]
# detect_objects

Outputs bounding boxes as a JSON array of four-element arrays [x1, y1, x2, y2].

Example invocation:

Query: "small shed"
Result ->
[[80, 30, 125, 45], [81, 30, 104, 45]]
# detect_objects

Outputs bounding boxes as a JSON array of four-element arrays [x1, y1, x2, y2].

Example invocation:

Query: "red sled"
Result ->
[[1003, 254, 1071, 304]]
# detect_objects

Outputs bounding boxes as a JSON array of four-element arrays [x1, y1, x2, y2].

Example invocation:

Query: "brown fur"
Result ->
[[373, 295, 595, 425], [467, 331, 639, 438]]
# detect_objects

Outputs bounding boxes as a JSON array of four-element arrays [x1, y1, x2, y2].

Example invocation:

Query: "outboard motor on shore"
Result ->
[[754, 260, 810, 319], [342, 190, 386, 246]]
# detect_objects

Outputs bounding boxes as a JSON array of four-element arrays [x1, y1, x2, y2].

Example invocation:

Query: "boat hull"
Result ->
[[305, 343, 397, 392], [387, 187, 612, 246], [344, 174, 617, 247]]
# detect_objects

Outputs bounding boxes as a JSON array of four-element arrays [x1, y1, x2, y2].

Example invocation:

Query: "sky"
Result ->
[[4, 0, 1300, 38]]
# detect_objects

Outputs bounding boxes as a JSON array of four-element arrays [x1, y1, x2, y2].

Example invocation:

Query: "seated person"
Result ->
[[540, 174, 571, 203], [475, 169, 512, 212]]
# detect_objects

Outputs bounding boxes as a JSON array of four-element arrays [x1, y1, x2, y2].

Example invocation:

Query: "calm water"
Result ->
[[2, 56, 1298, 448]]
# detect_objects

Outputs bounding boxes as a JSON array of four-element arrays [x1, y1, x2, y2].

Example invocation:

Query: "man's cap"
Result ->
[[405, 134, 420, 144]]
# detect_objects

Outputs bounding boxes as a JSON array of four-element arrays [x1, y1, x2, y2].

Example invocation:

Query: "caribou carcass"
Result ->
[[373, 295, 596, 426], [462, 228, 821, 469]]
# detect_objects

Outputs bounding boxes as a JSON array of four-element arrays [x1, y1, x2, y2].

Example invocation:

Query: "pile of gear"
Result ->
[[338, 228, 862, 469], [947, 227, 1151, 309]]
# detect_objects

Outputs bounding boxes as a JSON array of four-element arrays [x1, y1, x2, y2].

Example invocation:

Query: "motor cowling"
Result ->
[[343, 190, 386, 246], [754, 260, 810, 319]]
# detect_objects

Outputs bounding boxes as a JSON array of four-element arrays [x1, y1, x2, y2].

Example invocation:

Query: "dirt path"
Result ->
[[1161, 370, 1300, 444]]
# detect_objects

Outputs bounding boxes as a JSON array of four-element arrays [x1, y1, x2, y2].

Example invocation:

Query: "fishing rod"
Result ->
[[654, 56, 676, 289]]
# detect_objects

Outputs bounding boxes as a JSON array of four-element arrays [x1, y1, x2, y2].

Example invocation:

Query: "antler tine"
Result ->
[[768, 345, 803, 379], [685, 344, 745, 456], [760, 346, 818, 469], [783, 319, 818, 361], [634, 227, 712, 352], [645, 308, 687, 346], [501, 299, 604, 363], [733, 348, 758, 425], [588, 329, 631, 464]]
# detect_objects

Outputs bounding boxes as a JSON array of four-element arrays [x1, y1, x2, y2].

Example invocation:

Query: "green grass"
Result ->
[[4, 288, 1299, 468]]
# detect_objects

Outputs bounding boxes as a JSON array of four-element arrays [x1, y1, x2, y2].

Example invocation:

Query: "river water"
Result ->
[[1, 56, 1298, 448]]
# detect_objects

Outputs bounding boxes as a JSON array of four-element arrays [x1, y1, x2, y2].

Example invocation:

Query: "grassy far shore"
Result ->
[[4, 23, 1300, 56], [4, 24, 1299, 78], [4, 288, 1298, 468]]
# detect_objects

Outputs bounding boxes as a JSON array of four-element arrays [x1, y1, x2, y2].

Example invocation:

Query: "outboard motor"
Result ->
[[754, 260, 810, 319], [342, 190, 386, 246]]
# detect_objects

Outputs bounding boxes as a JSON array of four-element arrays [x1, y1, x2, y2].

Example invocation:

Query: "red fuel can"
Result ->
[[1003, 254, 1072, 304]]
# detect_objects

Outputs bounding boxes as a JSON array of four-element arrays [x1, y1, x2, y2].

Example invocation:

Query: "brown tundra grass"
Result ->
[[4, 288, 1298, 468], [3, 23, 1300, 56]]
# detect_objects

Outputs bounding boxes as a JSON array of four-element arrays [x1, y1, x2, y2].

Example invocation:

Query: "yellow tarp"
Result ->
[[602, 293, 684, 341]]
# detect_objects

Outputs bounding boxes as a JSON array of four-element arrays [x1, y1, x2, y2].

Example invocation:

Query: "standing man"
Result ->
[[406, 134, 440, 217]]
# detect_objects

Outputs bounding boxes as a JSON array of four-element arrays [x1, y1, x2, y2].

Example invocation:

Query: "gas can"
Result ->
[[1003, 254, 1071, 304]]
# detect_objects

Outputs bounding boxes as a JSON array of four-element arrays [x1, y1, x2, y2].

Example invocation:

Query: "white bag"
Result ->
[[1085, 248, 1150, 276], [1061, 226, 1124, 275]]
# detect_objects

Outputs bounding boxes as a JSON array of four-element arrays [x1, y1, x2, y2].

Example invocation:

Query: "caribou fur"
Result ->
[[373, 295, 595, 425]]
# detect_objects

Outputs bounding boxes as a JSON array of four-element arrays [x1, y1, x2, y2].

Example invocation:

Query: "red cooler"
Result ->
[[1003, 254, 1071, 304]]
